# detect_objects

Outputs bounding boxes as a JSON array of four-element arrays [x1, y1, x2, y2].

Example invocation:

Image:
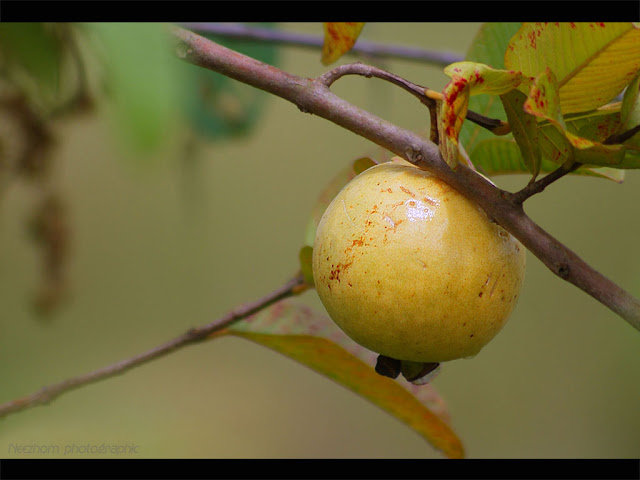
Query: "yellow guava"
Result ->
[[312, 158, 526, 362]]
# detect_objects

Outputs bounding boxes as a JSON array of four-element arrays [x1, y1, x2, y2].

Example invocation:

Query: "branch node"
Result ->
[[557, 264, 570, 279]]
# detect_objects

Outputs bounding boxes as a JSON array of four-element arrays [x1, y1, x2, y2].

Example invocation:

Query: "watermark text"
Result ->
[[8, 442, 140, 456]]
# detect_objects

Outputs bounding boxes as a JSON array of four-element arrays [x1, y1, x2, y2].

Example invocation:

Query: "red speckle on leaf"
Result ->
[[528, 30, 537, 49], [596, 22, 605, 27], [555, 22, 560, 27], [569, 22, 576, 29]]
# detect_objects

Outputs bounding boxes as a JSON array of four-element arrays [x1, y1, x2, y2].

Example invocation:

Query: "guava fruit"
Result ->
[[312, 158, 526, 363]]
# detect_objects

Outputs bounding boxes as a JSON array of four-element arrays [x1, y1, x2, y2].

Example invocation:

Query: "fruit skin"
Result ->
[[312, 159, 526, 362]]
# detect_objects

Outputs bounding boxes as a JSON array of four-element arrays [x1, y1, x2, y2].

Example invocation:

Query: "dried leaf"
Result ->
[[321, 22, 365, 65]]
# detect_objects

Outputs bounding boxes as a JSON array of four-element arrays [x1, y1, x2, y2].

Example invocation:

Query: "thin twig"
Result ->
[[510, 162, 580, 205], [318, 63, 508, 136], [318, 63, 434, 107], [0, 274, 307, 419], [171, 27, 640, 331], [178, 22, 464, 67]]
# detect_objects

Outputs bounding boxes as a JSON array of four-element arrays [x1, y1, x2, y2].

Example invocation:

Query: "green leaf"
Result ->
[[459, 23, 522, 156], [182, 23, 279, 141], [469, 138, 625, 182], [500, 89, 541, 178], [223, 300, 464, 458], [619, 72, 640, 153], [304, 157, 376, 247], [89, 23, 182, 154], [505, 22, 640, 114], [298, 246, 314, 287], [620, 72, 640, 129]]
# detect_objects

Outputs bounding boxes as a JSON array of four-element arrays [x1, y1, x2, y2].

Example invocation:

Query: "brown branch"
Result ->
[[318, 63, 435, 106], [0, 274, 307, 419], [172, 27, 640, 332], [317, 63, 442, 145], [317, 63, 507, 137]]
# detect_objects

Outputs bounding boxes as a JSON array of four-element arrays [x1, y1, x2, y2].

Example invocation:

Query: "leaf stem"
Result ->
[[0, 274, 306, 420]]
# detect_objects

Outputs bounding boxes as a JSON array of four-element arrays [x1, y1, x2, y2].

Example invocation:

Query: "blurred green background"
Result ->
[[1, 23, 639, 459]]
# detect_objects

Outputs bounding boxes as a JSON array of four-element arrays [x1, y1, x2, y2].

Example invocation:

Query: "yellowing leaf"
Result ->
[[525, 68, 627, 167], [524, 68, 565, 126], [225, 300, 463, 458], [321, 22, 365, 65], [444, 62, 529, 96], [436, 98, 460, 168], [505, 22, 640, 114], [441, 62, 529, 162], [232, 332, 463, 458]]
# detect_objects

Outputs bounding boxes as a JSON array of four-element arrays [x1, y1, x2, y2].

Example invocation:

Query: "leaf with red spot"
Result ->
[[525, 68, 630, 168], [321, 22, 365, 65], [440, 61, 529, 165], [216, 300, 464, 459], [505, 22, 640, 114]]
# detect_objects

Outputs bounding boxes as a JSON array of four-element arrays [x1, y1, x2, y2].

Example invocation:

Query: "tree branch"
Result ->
[[178, 22, 464, 67], [317, 63, 508, 138], [0, 274, 307, 419], [172, 27, 640, 332]]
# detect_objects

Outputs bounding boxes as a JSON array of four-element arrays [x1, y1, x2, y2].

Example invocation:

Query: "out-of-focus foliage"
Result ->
[[182, 23, 280, 141], [223, 300, 464, 458]]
